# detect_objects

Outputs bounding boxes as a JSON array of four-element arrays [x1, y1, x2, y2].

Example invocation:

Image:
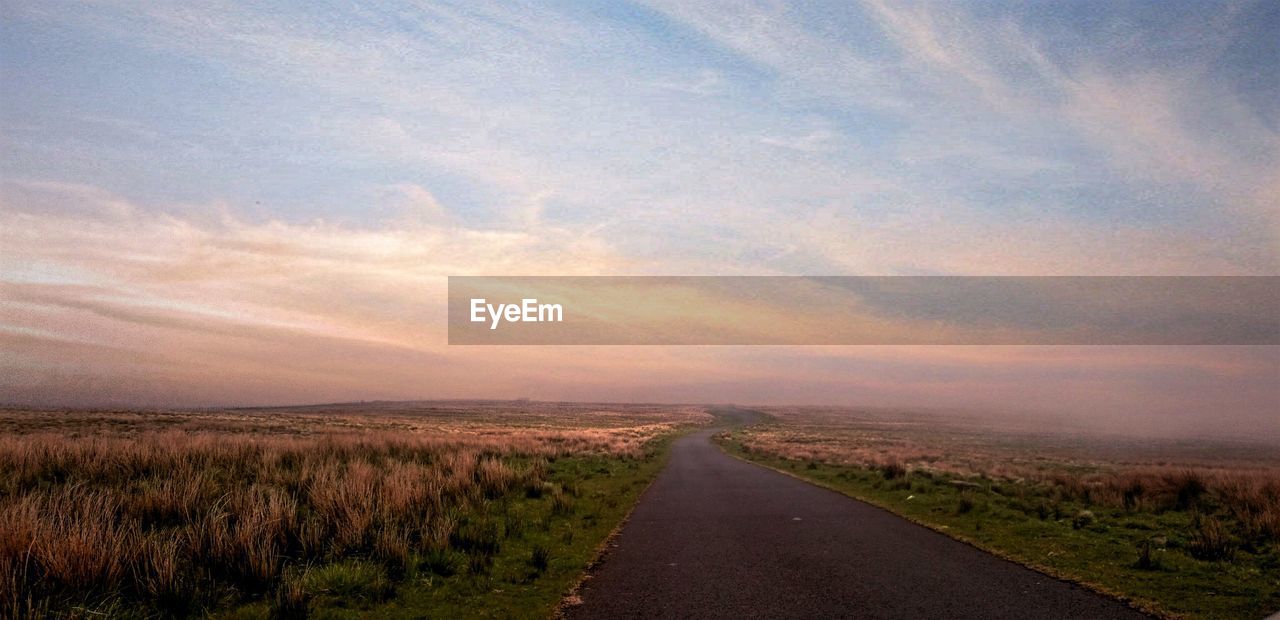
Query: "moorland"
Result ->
[[719, 406, 1280, 618], [0, 401, 707, 618]]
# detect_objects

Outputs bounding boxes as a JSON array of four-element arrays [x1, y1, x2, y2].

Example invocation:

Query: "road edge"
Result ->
[[551, 424, 696, 619], [711, 430, 1171, 620]]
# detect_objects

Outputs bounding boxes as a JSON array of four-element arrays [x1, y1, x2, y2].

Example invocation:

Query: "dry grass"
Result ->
[[0, 402, 707, 616], [738, 406, 1280, 547], [725, 406, 1280, 617]]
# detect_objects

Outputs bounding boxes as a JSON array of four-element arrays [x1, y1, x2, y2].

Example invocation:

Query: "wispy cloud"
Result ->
[[648, 0, 1278, 263], [1, 1, 1276, 430]]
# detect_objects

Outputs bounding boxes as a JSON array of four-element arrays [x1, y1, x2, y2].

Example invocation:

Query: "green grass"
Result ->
[[220, 435, 677, 619], [717, 432, 1280, 620]]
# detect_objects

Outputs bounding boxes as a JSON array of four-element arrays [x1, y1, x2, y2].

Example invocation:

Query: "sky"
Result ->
[[1, 1, 1277, 439]]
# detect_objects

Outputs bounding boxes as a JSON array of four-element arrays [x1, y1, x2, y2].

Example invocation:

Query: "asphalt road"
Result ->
[[567, 409, 1149, 619]]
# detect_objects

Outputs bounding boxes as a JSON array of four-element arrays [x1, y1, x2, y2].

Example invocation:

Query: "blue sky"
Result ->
[[4, 0, 1275, 272], [1, 1, 1277, 434]]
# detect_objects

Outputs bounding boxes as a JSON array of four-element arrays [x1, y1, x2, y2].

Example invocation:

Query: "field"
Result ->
[[717, 407, 1280, 619], [8, 401, 1276, 618], [0, 401, 709, 618]]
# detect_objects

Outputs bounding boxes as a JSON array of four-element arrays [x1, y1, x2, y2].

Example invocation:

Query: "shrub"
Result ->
[[467, 553, 491, 575], [450, 518, 501, 556], [1135, 538, 1163, 570], [1122, 481, 1144, 511], [879, 460, 907, 480], [1188, 517, 1236, 561], [551, 490, 575, 516], [374, 528, 411, 578], [524, 482, 545, 499], [529, 544, 550, 573], [1072, 510, 1096, 530], [421, 548, 461, 577], [301, 561, 393, 605], [1173, 472, 1207, 511], [275, 567, 312, 618], [503, 509, 526, 540]]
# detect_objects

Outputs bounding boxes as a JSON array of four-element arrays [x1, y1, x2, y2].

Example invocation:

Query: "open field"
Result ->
[[718, 406, 1280, 619], [7, 400, 1276, 618], [0, 402, 709, 618]]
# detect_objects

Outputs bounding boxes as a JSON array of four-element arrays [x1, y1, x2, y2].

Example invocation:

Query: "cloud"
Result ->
[[646, 0, 1277, 269], [0, 180, 629, 348], [380, 183, 450, 224], [641, 0, 907, 109], [1061, 70, 1280, 224], [759, 129, 837, 153], [9, 0, 1275, 274], [861, 0, 1279, 229], [1, 182, 1274, 439], [649, 69, 727, 96], [0, 1, 1276, 437]]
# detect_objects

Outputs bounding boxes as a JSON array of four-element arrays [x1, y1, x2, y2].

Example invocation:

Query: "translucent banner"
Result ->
[[447, 276, 1279, 345]]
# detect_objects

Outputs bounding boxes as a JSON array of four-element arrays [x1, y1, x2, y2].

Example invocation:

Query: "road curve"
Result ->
[[567, 410, 1149, 619]]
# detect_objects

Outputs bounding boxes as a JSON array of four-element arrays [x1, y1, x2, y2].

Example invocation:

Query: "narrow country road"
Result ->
[[567, 409, 1149, 619]]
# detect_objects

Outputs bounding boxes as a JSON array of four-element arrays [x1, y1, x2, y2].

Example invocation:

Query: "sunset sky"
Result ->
[[2, 1, 1277, 438]]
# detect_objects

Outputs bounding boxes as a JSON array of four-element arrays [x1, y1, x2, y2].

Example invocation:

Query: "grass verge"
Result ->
[[220, 434, 679, 619], [716, 431, 1280, 620]]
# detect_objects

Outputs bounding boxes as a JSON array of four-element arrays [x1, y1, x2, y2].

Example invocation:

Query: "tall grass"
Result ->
[[737, 413, 1280, 552], [0, 423, 660, 616], [1042, 468, 1280, 541]]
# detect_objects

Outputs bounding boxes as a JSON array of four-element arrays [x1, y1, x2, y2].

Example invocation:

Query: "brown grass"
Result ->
[[0, 402, 707, 616], [738, 406, 1280, 548]]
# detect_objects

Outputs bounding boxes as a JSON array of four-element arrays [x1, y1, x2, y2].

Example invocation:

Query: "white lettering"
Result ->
[[468, 298, 564, 329], [489, 303, 502, 330]]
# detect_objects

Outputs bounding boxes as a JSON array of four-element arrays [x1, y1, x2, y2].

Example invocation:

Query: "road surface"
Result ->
[[567, 409, 1149, 619]]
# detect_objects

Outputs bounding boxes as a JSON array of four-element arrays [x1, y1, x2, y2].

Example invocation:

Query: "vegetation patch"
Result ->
[[718, 421, 1280, 619], [0, 404, 699, 618]]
